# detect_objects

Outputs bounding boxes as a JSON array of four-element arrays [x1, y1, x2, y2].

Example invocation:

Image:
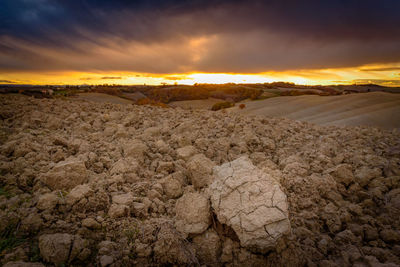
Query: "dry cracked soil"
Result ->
[[0, 94, 400, 267]]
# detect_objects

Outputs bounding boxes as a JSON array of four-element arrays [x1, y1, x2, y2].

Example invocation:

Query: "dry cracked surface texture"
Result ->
[[210, 156, 290, 253], [0, 94, 400, 266]]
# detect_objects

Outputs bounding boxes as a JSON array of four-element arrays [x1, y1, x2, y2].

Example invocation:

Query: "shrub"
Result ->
[[280, 90, 319, 96], [149, 86, 209, 103], [54, 90, 78, 97], [136, 98, 168, 108], [211, 101, 234, 111], [92, 87, 121, 96], [239, 104, 246, 109], [0, 218, 25, 254]]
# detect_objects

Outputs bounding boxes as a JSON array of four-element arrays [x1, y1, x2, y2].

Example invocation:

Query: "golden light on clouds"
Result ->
[[1, 63, 399, 86], [188, 36, 216, 63]]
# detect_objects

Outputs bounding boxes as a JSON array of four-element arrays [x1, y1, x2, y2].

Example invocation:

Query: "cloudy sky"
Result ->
[[1, 0, 400, 85]]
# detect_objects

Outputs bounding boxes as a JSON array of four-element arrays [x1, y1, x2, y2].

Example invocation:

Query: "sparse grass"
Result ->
[[0, 187, 13, 199], [124, 223, 140, 244], [0, 219, 25, 254], [28, 240, 41, 262], [0, 236, 24, 255], [57, 190, 68, 202]]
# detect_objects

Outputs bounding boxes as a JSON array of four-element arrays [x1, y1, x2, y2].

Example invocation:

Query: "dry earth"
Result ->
[[1, 94, 400, 267], [231, 92, 400, 130]]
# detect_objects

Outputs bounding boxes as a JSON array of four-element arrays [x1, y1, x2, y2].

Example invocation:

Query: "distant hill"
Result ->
[[231, 92, 400, 130]]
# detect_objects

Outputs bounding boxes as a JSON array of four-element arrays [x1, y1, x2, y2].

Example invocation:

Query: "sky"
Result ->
[[1, 0, 400, 86]]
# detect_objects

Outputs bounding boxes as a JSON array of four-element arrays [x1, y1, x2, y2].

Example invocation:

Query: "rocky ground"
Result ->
[[0, 94, 400, 267]]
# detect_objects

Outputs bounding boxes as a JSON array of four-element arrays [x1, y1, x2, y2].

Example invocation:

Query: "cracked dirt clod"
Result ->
[[175, 192, 210, 237], [38, 233, 73, 265], [210, 156, 290, 253]]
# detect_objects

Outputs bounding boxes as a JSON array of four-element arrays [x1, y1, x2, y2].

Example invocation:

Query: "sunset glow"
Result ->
[[1, 62, 399, 86], [1, 1, 399, 86]]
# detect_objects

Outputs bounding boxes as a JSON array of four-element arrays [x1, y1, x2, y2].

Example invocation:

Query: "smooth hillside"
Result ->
[[232, 92, 400, 129]]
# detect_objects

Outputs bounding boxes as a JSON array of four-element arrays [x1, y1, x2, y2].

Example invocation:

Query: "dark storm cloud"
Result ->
[[1, 0, 400, 73]]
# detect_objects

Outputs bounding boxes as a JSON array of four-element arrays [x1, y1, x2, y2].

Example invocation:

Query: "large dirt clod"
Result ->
[[175, 192, 210, 237], [40, 159, 88, 190], [187, 154, 215, 189], [38, 233, 71, 265], [210, 156, 291, 253]]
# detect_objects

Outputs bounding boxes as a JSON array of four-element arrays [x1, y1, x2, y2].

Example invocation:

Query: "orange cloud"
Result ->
[[1, 62, 399, 87]]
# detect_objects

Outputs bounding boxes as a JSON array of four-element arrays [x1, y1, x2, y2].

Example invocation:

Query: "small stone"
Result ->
[[176, 146, 197, 161], [39, 233, 72, 265], [187, 154, 215, 189], [110, 158, 138, 175], [156, 161, 174, 174], [147, 189, 162, 200], [380, 229, 400, 243], [192, 229, 221, 265], [356, 167, 382, 187], [152, 183, 164, 194], [108, 204, 129, 218], [20, 212, 42, 233], [82, 218, 101, 229], [99, 255, 114, 267], [334, 230, 357, 245], [37, 193, 58, 211], [112, 192, 134, 205], [329, 164, 354, 186], [135, 243, 152, 257], [175, 192, 210, 237], [160, 175, 183, 199], [221, 239, 234, 263], [66, 184, 92, 206], [124, 140, 148, 161], [363, 225, 379, 241], [132, 202, 147, 217]]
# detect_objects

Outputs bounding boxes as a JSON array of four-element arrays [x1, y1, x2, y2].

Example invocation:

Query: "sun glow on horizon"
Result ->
[[1, 63, 399, 87]]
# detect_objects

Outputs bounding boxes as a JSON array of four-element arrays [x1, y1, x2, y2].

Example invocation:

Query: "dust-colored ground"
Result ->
[[76, 93, 133, 105], [1, 94, 400, 267], [232, 92, 400, 130], [170, 98, 222, 110]]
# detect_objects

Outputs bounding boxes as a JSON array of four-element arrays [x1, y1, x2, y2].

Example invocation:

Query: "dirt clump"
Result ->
[[40, 158, 88, 190], [0, 94, 399, 266], [175, 192, 210, 237], [210, 156, 291, 253]]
